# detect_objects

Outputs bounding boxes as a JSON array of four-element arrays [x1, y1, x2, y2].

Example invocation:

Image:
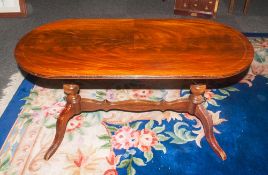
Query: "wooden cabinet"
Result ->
[[174, 0, 219, 18]]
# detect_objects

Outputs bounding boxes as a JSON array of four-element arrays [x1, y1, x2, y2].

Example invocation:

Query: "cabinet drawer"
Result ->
[[174, 0, 219, 18]]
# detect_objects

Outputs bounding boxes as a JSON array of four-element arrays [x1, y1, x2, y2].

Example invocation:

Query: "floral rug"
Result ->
[[0, 37, 268, 175]]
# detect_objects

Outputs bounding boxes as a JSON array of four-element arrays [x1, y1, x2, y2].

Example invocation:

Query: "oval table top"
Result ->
[[15, 19, 253, 79]]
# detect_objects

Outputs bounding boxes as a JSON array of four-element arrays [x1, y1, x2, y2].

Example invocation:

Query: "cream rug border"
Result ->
[[0, 72, 24, 118]]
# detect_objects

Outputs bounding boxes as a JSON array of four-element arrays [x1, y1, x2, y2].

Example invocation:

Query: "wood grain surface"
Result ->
[[15, 19, 254, 79]]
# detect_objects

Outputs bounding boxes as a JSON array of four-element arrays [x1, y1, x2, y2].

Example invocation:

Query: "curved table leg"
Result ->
[[189, 84, 227, 160], [44, 84, 81, 160], [195, 104, 227, 160], [44, 83, 227, 161]]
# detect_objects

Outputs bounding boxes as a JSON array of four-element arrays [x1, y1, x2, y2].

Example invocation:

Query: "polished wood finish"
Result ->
[[0, 0, 27, 17], [44, 84, 227, 161], [14, 19, 253, 161], [81, 98, 189, 112], [188, 84, 206, 114], [195, 105, 226, 160], [174, 0, 220, 18], [15, 19, 253, 80], [44, 84, 81, 160]]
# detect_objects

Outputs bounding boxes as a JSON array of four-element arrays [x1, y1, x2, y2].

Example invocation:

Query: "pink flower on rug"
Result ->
[[106, 90, 117, 101], [115, 90, 130, 101], [66, 115, 83, 132], [107, 90, 129, 101], [44, 101, 66, 117], [254, 39, 268, 48], [111, 126, 138, 149], [104, 151, 120, 175], [65, 147, 104, 174], [130, 90, 153, 99], [184, 113, 196, 120], [260, 41, 268, 48], [240, 73, 256, 87], [73, 151, 86, 168], [106, 151, 121, 166], [204, 90, 215, 100], [104, 169, 118, 175], [135, 129, 158, 152], [65, 149, 88, 171]]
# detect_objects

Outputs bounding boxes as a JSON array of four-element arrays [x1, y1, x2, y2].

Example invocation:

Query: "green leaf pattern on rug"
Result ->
[[250, 38, 267, 64], [98, 134, 112, 149], [144, 150, 153, 162], [0, 155, 10, 172], [165, 122, 196, 144], [117, 155, 145, 175], [203, 87, 239, 108]]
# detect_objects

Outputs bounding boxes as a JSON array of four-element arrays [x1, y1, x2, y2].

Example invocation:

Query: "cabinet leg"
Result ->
[[228, 0, 235, 14], [243, 0, 250, 14]]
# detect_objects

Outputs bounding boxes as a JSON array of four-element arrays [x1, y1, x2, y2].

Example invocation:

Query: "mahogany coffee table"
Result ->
[[14, 19, 253, 161]]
